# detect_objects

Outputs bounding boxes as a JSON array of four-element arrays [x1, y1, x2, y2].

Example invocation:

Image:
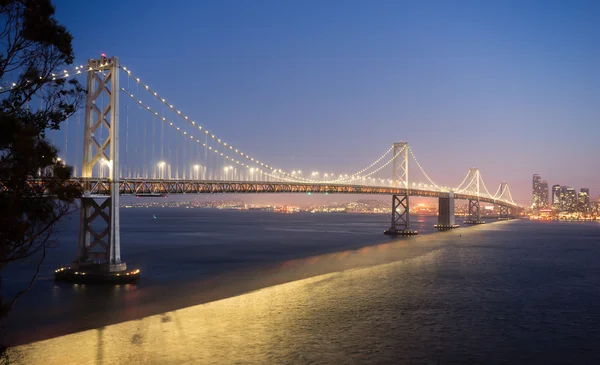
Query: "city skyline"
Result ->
[[54, 0, 600, 201], [532, 173, 594, 213]]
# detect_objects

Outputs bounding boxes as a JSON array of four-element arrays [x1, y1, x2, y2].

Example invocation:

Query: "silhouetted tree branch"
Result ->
[[0, 0, 84, 360]]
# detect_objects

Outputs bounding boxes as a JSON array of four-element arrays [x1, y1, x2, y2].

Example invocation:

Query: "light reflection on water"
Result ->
[[12, 251, 444, 365], [9, 219, 600, 364]]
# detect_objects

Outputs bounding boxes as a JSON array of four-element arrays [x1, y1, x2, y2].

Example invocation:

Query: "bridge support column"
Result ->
[[435, 191, 459, 230], [499, 205, 510, 220], [74, 197, 125, 269], [384, 194, 417, 236], [55, 55, 138, 283], [464, 198, 485, 225]]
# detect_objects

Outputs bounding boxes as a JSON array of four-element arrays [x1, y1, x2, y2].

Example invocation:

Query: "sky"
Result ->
[[53, 0, 600, 203]]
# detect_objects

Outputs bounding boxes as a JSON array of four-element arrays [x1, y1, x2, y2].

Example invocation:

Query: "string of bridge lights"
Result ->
[[504, 185, 516, 205], [122, 87, 410, 185], [495, 184, 516, 205], [407, 147, 442, 190], [119, 65, 462, 188], [0, 64, 88, 91], [453, 170, 472, 192], [121, 80, 449, 189], [454, 169, 507, 202], [50, 64, 516, 199], [119, 65, 318, 183], [450, 167, 516, 204], [337, 145, 407, 183], [119, 65, 399, 184], [121, 88, 413, 187], [296, 146, 394, 184], [121, 87, 370, 184], [4, 61, 518, 201], [120, 87, 373, 185], [120, 87, 304, 183], [479, 174, 496, 199], [456, 171, 479, 194], [123, 87, 407, 186], [328, 146, 393, 183], [491, 184, 503, 199]]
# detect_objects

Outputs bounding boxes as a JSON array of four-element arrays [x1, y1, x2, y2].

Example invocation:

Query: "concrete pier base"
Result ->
[[384, 228, 418, 236], [434, 224, 460, 230], [54, 261, 140, 284], [463, 220, 485, 225], [435, 193, 458, 230]]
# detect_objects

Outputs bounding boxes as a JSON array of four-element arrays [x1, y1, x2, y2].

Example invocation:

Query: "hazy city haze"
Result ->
[[54, 0, 600, 201]]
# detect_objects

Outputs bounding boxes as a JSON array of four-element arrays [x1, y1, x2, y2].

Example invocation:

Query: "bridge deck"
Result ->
[[2, 178, 517, 208], [49, 178, 517, 207]]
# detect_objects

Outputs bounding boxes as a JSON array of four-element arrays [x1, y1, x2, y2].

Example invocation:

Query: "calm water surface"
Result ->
[[4, 209, 600, 364]]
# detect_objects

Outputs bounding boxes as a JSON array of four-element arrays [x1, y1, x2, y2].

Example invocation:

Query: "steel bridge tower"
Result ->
[[56, 55, 137, 282], [464, 168, 484, 225], [385, 142, 417, 235], [498, 182, 510, 219]]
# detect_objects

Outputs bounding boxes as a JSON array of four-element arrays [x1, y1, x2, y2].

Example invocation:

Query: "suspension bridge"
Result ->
[[5, 55, 522, 282]]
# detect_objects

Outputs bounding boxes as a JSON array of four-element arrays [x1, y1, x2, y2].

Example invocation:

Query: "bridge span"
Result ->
[[74, 177, 517, 208], [31, 55, 522, 282]]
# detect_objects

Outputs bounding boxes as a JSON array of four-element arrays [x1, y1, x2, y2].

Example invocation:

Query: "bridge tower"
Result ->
[[464, 168, 485, 225], [384, 142, 417, 236], [56, 55, 138, 282], [498, 182, 510, 220]]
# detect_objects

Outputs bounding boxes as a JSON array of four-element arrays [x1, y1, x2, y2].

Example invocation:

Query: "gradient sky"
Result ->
[[54, 0, 600, 202]]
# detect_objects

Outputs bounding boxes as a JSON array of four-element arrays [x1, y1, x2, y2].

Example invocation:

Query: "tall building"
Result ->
[[579, 188, 590, 213], [532, 174, 542, 209], [552, 184, 561, 210], [540, 181, 549, 208], [563, 187, 577, 212]]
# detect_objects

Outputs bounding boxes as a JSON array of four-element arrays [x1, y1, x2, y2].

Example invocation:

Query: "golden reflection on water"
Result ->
[[10, 225, 503, 365], [12, 271, 341, 364]]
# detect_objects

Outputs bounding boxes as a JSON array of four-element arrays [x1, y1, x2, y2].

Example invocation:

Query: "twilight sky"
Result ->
[[54, 0, 600, 203]]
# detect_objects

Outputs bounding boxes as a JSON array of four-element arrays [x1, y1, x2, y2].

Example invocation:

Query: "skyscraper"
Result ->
[[564, 188, 577, 212], [532, 174, 541, 209], [579, 188, 590, 213], [552, 184, 561, 210], [540, 180, 549, 208]]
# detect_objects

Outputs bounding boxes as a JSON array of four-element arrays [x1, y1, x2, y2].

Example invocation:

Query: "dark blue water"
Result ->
[[4, 209, 600, 364], [3, 209, 436, 343]]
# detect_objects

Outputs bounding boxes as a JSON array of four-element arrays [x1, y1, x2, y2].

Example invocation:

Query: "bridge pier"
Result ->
[[55, 55, 139, 283], [384, 193, 418, 236], [435, 191, 459, 230], [498, 205, 510, 220], [464, 198, 485, 225]]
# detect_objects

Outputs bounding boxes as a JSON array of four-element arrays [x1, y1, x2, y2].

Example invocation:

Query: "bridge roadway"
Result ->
[[65, 178, 517, 208]]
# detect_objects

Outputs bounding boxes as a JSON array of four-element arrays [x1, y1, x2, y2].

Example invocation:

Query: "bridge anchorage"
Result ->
[[55, 56, 139, 283]]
